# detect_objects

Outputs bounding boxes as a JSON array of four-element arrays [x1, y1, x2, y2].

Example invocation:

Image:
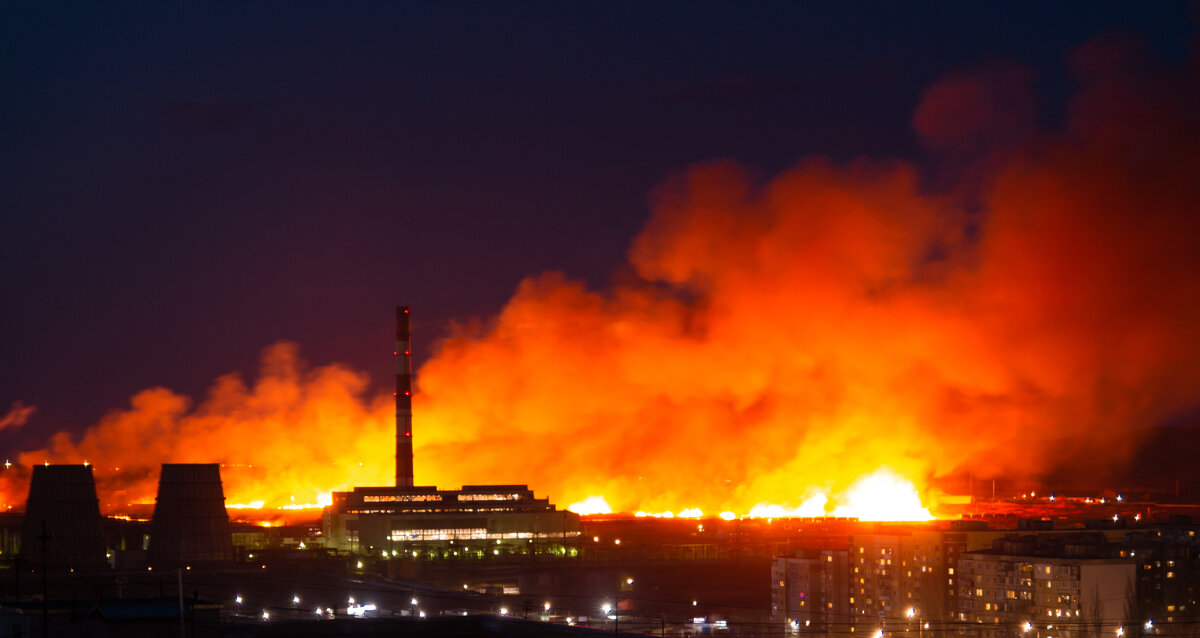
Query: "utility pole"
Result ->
[[177, 568, 185, 638], [613, 601, 618, 637], [39, 521, 51, 638]]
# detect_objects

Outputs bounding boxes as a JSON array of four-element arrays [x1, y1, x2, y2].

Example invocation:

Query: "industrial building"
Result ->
[[323, 307, 580, 556]]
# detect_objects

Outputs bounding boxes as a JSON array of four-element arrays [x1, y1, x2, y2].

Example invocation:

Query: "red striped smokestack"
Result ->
[[395, 306, 414, 487]]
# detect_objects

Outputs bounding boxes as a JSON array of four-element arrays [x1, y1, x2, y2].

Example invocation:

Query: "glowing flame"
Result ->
[[567, 495, 612, 515], [829, 469, 934, 521], [748, 493, 830, 518]]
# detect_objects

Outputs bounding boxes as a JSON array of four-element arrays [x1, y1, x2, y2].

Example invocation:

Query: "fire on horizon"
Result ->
[[2, 33, 1200, 525]]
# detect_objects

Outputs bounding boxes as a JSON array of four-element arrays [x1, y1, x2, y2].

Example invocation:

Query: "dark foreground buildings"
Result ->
[[771, 518, 1200, 638]]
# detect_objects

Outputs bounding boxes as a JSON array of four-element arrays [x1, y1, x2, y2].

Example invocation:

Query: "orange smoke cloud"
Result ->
[[4, 35, 1199, 517], [0, 401, 36, 432], [3, 343, 394, 511], [415, 34, 1200, 511]]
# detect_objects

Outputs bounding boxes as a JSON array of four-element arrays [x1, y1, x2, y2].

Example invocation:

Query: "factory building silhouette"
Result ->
[[322, 307, 581, 555]]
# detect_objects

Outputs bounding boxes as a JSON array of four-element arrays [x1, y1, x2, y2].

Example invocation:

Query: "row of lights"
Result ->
[[863, 616, 1151, 638], [233, 582, 716, 627], [236, 594, 421, 620]]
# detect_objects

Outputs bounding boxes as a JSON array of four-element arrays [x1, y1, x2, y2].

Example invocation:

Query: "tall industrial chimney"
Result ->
[[396, 306, 414, 487]]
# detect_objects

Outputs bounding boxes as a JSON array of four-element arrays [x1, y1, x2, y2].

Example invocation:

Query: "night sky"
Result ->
[[1, 3, 1195, 459]]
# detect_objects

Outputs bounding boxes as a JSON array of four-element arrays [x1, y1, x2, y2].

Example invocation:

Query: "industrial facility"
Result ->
[[322, 307, 581, 556]]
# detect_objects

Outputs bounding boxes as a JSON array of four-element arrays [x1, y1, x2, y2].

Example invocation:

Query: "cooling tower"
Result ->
[[19, 464, 107, 570], [148, 463, 233, 566]]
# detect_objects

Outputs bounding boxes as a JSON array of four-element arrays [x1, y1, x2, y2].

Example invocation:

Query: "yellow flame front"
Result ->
[[569, 468, 934, 521]]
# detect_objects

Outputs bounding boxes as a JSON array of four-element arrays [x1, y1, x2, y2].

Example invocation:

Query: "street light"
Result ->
[[907, 607, 922, 638]]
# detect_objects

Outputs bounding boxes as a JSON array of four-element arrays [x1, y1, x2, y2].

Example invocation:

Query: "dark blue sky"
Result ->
[[1, 2, 1194, 453]]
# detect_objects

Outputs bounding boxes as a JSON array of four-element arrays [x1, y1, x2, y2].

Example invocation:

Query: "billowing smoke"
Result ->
[[0, 402, 36, 432], [414, 34, 1200, 511], [5, 343, 394, 511], [4, 34, 1199, 515]]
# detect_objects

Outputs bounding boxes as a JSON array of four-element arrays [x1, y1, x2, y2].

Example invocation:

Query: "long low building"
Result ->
[[323, 483, 580, 556]]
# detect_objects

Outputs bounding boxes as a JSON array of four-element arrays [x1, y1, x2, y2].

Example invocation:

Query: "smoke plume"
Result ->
[[0, 402, 35, 432], [4, 343, 394, 511], [414, 34, 1200, 511], [4, 34, 1199, 514]]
